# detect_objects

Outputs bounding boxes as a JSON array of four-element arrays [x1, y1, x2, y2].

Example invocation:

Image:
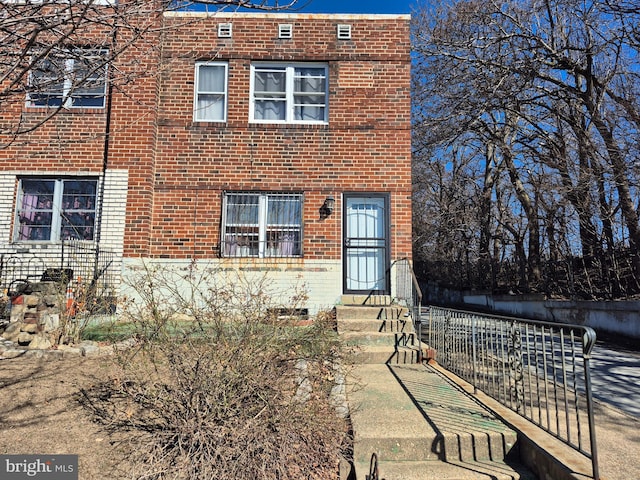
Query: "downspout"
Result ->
[[93, 22, 118, 280]]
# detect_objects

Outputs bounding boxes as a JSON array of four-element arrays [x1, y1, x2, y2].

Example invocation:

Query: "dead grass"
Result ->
[[0, 346, 351, 480], [0, 355, 136, 479]]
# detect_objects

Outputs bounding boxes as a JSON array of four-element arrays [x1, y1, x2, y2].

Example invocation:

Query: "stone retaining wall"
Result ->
[[1, 281, 66, 350]]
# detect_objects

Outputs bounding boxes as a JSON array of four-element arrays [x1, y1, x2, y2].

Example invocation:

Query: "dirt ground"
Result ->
[[2, 352, 639, 480], [0, 354, 134, 479]]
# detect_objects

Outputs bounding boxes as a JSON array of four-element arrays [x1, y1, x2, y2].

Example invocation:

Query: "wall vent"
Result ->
[[278, 23, 293, 39], [218, 23, 233, 38], [337, 24, 352, 40]]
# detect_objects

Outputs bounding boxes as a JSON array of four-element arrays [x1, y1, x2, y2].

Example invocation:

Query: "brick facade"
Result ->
[[0, 12, 411, 311]]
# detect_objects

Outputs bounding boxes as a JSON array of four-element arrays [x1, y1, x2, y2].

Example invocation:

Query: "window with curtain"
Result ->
[[28, 49, 108, 108], [251, 63, 328, 124], [14, 178, 98, 242], [222, 193, 303, 258], [194, 62, 228, 122]]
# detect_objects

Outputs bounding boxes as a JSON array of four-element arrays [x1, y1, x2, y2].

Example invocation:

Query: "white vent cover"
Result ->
[[278, 24, 293, 39], [337, 24, 352, 40], [218, 23, 232, 38]]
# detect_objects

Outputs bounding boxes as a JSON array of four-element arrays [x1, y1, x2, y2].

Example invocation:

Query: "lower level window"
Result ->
[[15, 178, 98, 242], [222, 192, 302, 258]]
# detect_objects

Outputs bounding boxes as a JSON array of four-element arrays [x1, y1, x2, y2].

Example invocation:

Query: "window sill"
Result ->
[[221, 256, 304, 260], [187, 122, 329, 131], [247, 122, 329, 131], [188, 121, 228, 129], [12, 239, 95, 246], [24, 107, 107, 115]]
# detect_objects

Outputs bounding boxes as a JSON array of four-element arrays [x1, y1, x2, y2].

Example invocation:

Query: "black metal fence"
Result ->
[[1, 240, 118, 315], [424, 306, 599, 480], [418, 250, 640, 300]]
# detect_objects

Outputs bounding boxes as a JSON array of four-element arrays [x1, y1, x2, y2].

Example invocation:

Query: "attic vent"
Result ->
[[278, 23, 293, 39], [337, 24, 352, 40], [218, 23, 232, 38]]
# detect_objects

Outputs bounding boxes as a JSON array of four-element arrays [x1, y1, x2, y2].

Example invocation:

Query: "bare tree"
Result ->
[[0, 0, 298, 147], [412, 0, 640, 298]]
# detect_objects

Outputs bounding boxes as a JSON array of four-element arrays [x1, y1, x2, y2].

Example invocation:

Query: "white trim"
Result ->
[[337, 24, 352, 40], [249, 62, 328, 125], [164, 12, 411, 20], [278, 23, 293, 39], [193, 61, 228, 123]]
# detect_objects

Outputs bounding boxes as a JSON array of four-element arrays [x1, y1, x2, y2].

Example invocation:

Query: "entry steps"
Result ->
[[337, 295, 536, 480]]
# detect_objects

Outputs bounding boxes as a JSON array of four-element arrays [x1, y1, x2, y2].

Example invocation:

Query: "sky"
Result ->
[[290, 0, 413, 14]]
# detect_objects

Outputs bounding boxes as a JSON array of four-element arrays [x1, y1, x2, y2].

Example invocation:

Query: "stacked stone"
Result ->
[[0, 281, 62, 350]]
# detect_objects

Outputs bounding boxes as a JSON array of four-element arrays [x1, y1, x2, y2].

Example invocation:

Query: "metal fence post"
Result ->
[[472, 314, 478, 394], [582, 327, 599, 480]]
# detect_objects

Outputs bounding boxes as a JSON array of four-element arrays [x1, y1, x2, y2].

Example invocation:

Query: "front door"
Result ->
[[343, 194, 390, 294]]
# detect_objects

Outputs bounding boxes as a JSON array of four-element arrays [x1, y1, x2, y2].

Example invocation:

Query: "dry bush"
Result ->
[[79, 263, 351, 479]]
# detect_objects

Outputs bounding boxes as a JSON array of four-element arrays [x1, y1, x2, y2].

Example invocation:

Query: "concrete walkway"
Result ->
[[347, 362, 537, 480], [338, 298, 640, 480], [337, 298, 537, 479]]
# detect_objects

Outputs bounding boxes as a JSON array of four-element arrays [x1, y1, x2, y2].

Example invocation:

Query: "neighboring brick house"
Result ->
[[0, 11, 412, 313]]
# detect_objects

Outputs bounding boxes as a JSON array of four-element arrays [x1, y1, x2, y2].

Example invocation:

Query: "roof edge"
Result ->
[[163, 12, 411, 20]]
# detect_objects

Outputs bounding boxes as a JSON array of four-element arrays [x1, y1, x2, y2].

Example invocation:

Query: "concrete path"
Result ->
[[347, 362, 536, 480], [590, 341, 640, 418], [340, 297, 640, 480]]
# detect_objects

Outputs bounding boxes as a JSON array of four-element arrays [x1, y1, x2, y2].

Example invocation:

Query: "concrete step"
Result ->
[[337, 318, 411, 333], [340, 294, 392, 306], [336, 305, 408, 321], [347, 364, 519, 464], [350, 345, 422, 364], [353, 458, 535, 480], [342, 331, 417, 348]]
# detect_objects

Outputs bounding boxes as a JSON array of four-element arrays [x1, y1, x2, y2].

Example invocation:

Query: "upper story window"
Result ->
[[28, 49, 108, 109], [222, 192, 303, 258], [250, 63, 328, 124], [194, 62, 228, 122], [14, 178, 98, 242]]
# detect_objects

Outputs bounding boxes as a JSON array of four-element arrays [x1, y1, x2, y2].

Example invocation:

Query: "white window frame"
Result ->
[[250, 63, 328, 124], [14, 178, 99, 243], [193, 61, 228, 122], [222, 192, 303, 258], [28, 49, 109, 109]]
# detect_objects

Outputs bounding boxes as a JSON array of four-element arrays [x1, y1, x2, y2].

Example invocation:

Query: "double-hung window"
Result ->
[[28, 49, 108, 108], [14, 178, 98, 242], [222, 193, 303, 258], [194, 62, 228, 122], [250, 63, 328, 123]]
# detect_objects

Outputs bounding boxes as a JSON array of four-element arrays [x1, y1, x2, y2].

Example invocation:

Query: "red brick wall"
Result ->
[[0, 4, 163, 257], [151, 13, 412, 261], [1, 12, 412, 263]]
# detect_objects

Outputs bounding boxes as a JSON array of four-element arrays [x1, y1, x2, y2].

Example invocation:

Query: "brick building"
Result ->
[[0, 11, 412, 313]]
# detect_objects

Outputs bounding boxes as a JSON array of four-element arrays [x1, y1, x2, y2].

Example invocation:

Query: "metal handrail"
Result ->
[[425, 306, 599, 480], [393, 258, 423, 358]]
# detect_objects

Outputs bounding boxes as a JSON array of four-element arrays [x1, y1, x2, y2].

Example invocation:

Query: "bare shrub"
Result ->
[[79, 263, 350, 479]]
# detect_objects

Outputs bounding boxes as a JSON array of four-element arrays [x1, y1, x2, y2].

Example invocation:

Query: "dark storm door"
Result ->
[[343, 194, 390, 294]]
